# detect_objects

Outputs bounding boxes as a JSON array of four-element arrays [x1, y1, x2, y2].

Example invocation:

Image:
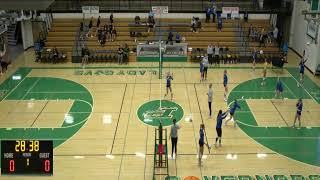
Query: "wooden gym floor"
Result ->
[[0, 50, 319, 180]]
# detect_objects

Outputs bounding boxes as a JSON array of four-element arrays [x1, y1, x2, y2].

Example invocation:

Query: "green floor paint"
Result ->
[[0, 73, 93, 168], [137, 100, 184, 127], [229, 76, 320, 167]]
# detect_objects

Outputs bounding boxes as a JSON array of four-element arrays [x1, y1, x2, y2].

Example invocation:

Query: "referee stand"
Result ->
[[153, 120, 169, 180]]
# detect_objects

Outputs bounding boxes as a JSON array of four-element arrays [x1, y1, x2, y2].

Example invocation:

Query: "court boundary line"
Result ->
[[281, 79, 297, 99], [110, 84, 127, 154], [287, 71, 317, 103], [270, 101, 289, 127], [117, 73, 137, 180], [30, 100, 49, 127], [0, 73, 28, 103], [182, 67, 200, 177]]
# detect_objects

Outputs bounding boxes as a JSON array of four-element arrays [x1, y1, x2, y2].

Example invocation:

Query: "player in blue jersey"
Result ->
[[274, 77, 284, 99], [215, 109, 229, 147], [298, 50, 308, 87], [293, 98, 303, 128], [223, 70, 228, 102], [200, 59, 204, 82], [252, 48, 257, 71], [225, 99, 241, 127], [164, 72, 174, 100], [198, 124, 209, 166]]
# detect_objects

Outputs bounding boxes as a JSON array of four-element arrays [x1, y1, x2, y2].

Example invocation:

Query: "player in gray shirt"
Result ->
[[170, 119, 180, 159]]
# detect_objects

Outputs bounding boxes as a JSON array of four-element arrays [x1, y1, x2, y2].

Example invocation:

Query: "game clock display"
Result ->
[[1, 140, 53, 175]]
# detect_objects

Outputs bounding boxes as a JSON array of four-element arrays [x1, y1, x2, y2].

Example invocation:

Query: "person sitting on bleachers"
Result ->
[[118, 46, 124, 64], [111, 26, 117, 42], [135, 16, 141, 24], [123, 43, 130, 63], [167, 31, 173, 44], [147, 16, 155, 33], [248, 24, 253, 39], [273, 26, 278, 43], [175, 32, 181, 43], [217, 17, 222, 32], [191, 17, 197, 32], [52, 47, 59, 64], [259, 28, 266, 47]]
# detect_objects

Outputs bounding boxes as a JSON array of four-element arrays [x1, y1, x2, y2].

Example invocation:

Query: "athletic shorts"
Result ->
[[297, 111, 302, 116], [216, 128, 222, 137], [166, 85, 171, 88], [300, 70, 304, 74], [224, 84, 227, 88], [204, 67, 208, 72], [230, 112, 234, 116], [199, 140, 204, 147]]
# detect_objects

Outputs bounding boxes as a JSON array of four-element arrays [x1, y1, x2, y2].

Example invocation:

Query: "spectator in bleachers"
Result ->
[[79, 22, 84, 40], [118, 46, 124, 64], [107, 24, 113, 41], [206, 7, 212, 23], [0, 44, 7, 75], [81, 45, 89, 66], [97, 16, 101, 28], [87, 17, 93, 37], [135, 16, 141, 24], [101, 31, 106, 46], [191, 17, 196, 32], [52, 47, 58, 64], [207, 44, 214, 65], [147, 16, 155, 33], [168, 31, 173, 44], [149, 10, 154, 18], [273, 26, 278, 42], [175, 32, 181, 43], [217, 17, 222, 32], [111, 26, 117, 42], [212, 6, 216, 23], [259, 28, 265, 47], [248, 24, 253, 39], [123, 43, 130, 63], [244, 10, 249, 22], [214, 44, 220, 66], [110, 13, 114, 24]]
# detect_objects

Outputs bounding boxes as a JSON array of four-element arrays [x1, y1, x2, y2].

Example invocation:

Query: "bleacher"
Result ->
[[44, 17, 281, 63]]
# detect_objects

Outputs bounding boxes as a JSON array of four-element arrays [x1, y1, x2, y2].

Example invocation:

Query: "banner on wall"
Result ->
[[307, 20, 319, 43], [152, 6, 168, 14], [222, 7, 239, 14], [82, 6, 99, 14]]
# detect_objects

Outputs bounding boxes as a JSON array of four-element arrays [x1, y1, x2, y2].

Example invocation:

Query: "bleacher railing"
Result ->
[[47, 0, 292, 13]]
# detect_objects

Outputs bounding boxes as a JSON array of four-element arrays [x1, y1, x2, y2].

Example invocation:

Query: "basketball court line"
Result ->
[[287, 72, 317, 102], [30, 100, 49, 127], [110, 84, 127, 154], [270, 101, 289, 127], [0, 73, 28, 103], [117, 76, 137, 180], [182, 67, 201, 177], [0, 99, 93, 129], [281, 80, 297, 99]]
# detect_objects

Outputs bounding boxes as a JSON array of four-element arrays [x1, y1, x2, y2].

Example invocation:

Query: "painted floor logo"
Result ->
[[137, 100, 184, 127]]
